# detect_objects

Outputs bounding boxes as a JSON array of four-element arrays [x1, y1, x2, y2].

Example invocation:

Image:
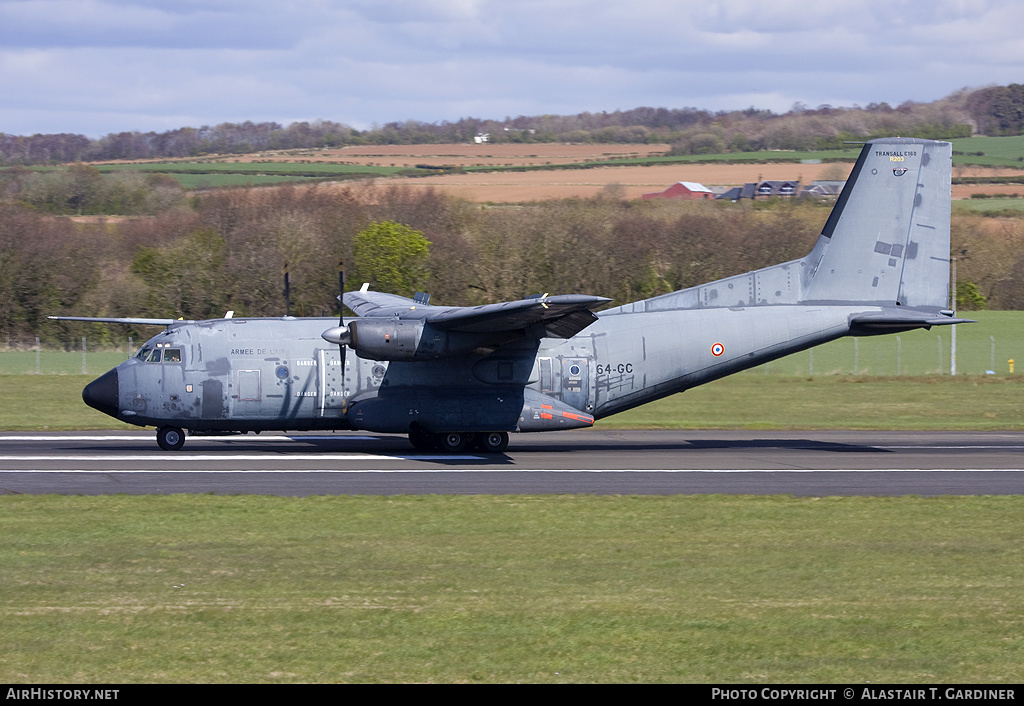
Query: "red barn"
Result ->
[[641, 181, 714, 200]]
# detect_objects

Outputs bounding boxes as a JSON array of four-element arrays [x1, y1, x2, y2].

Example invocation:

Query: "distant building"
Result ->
[[799, 180, 846, 199], [641, 181, 714, 200], [716, 183, 758, 201], [755, 180, 800, 198]]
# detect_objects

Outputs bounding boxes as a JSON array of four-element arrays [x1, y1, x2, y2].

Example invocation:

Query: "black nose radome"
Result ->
[[83, 369, 119, 419]]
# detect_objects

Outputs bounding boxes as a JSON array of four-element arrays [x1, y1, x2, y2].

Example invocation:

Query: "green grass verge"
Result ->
[[94, 162, 413, 177], [0, 375, 137, 430], [2, 494, 1022, 683], [608, 374, 1024, 431], [165, 173, 327, 189], [749, 311, 1023, 377], [1, 350, 130, 376], [44, 161, 436, 189]]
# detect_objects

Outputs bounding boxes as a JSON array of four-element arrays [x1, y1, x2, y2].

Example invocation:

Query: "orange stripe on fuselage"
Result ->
[[561, 412, 594, 425]]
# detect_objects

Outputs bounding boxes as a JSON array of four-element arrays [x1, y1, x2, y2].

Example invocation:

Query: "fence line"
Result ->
[[2, 324, 1021, 376], [2, 338, 137, 375]]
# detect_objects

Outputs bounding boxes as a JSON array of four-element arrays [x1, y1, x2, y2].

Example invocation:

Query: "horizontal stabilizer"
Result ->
[[849, 310, 974, 335]]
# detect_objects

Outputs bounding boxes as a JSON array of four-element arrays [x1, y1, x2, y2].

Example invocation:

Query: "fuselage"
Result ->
[[83, 303, 871, 435]]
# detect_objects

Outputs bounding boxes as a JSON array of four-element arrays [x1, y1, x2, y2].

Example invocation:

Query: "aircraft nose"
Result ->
[[82, 368, 119, 419]]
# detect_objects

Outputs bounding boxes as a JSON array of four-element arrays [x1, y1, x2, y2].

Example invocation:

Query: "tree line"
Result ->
[[3, 183, 1020, 347], [1, 164, 187, 216], [4, 85, 1021, 166]]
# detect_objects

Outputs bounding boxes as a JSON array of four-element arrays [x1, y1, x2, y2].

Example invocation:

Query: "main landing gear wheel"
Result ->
[[157, 425, 186, 451], [409, 428, 434, 452], [434, 432, 473, 452], [476, 431, 509, 453]]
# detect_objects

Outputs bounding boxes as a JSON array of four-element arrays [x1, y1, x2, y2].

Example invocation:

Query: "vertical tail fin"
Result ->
[[801, 137, 952, 310], [599, 136, 954, 318]]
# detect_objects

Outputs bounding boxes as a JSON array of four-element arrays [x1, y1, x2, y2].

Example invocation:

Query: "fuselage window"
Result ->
[[163, 348, 181, 363]]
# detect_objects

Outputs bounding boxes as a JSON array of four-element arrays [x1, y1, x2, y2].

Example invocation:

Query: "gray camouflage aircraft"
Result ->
[[54, 137, 970, 452]]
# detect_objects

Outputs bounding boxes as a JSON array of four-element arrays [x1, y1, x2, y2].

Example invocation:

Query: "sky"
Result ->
[[1, 0, 1023, 138]]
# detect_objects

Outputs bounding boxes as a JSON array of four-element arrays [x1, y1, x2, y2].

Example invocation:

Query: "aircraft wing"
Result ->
[[343, 290, 612, 339], [48, 315, 181, 326], [342, 290, 421, 318]]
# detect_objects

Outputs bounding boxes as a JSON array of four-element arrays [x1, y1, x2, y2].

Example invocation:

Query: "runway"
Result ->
[[1, 429, 1022, 496]]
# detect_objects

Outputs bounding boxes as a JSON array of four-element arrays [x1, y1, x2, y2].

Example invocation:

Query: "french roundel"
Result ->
[[711, 342, 725, 357]]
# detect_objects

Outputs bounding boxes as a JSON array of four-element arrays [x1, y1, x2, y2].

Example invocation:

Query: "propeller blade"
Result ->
[[283, 261, 290, 317], [337, 259, 346, 374]]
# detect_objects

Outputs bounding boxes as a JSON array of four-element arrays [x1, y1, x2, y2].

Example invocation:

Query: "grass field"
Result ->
[[164, 173, 328, 189], [3, 319, 1022, 683], [954, 198, 1024, 214], [2, 494, 1022, 683], [95, 161, 417, 177], [950, 135, 1024, 167]]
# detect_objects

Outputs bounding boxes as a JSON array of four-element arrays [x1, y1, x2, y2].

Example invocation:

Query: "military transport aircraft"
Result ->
[[52, 137, 970, 452]]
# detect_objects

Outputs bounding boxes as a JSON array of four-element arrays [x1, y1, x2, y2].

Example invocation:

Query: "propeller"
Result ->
[[321, 259, 351, 368], [283, 261, 290, 316]]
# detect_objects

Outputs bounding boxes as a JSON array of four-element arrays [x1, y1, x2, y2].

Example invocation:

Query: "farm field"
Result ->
[[385, 164, 1024, 204], [247, 142, 676, 168], [368, 162, 843, 202], [83, 140, 1024, 202]]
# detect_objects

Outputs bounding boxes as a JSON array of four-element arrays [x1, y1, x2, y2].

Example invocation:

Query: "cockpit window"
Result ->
[[135, 347, 151, 359], [145, 348, 162, 363], [163, 348, 181, 363]]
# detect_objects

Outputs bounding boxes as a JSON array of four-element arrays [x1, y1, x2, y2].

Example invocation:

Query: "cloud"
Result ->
[[1, 0, 1021, 136]]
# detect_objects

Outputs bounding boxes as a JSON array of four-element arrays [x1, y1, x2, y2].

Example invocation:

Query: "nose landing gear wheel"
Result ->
[[157, 425, 186, 451], [409, 428, 434, 451]]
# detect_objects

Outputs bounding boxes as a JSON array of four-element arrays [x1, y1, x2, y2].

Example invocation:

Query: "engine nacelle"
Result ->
[[323, 318, 522, 361], [348, 319, 427, 361]]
